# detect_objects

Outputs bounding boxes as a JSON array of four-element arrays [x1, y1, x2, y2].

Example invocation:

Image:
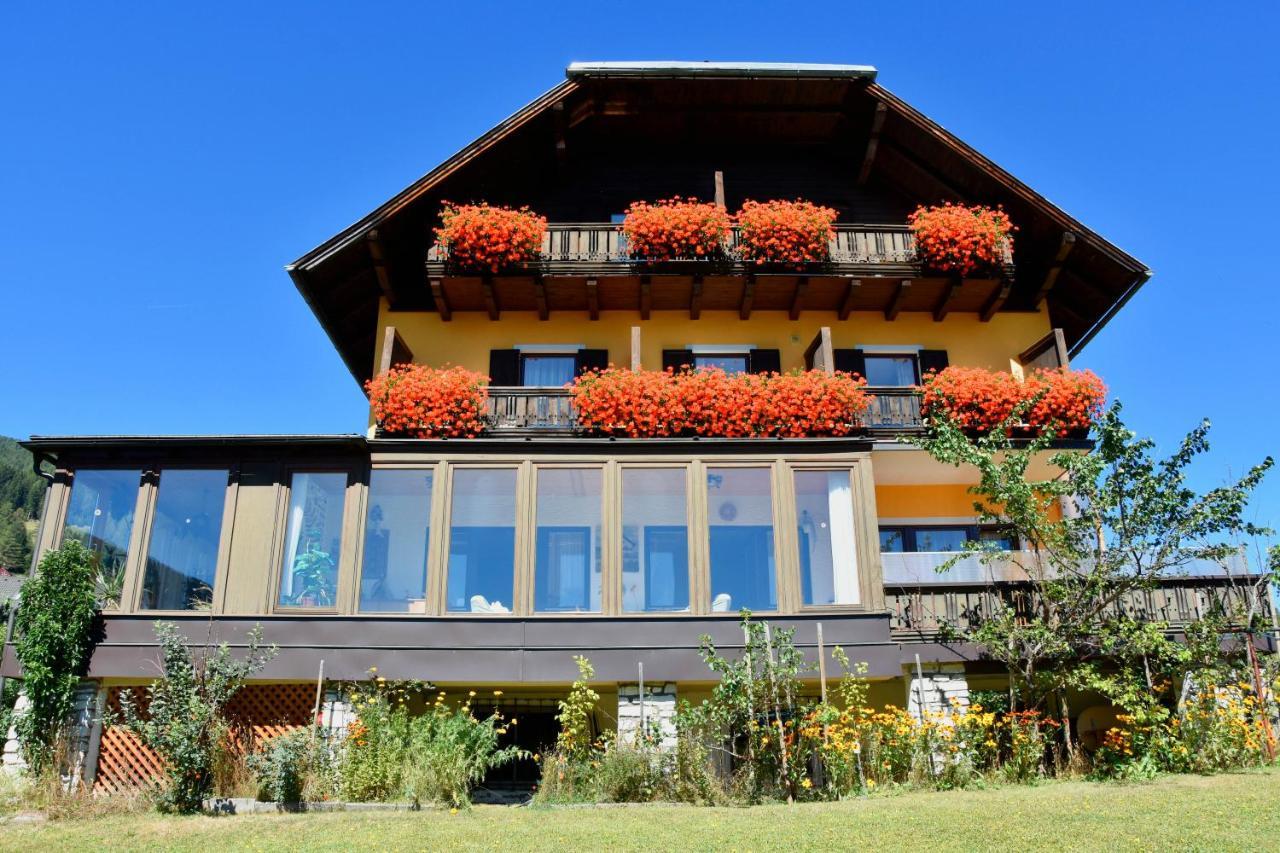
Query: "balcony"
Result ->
[[482, 386, 923, 436], [423, 223, 1014, 322], [883, 550, 1271, 638]]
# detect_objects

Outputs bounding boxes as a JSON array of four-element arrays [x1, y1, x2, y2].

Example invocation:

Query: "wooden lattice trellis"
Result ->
[[94, 683, 316, 793]]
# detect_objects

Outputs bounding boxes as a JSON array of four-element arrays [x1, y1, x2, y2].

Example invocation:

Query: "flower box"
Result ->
[[433, 202, 547, 274], [735, 199, 837, 266], [907, 203, 1015, 277], [620, 197, 732, 261], [366, 364, 489, 438], [569, 367, 871, 438], [919, 366, 1105, 435]]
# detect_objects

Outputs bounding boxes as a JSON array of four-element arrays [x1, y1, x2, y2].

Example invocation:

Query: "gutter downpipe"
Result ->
[[1068, 268, 1152, 359]]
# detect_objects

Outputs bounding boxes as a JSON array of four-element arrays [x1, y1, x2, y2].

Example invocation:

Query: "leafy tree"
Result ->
[[116, 622, 276, 813], [915, 402, 1276, 752], [0, 504, 32, 571], [13, 541, 99, 771]]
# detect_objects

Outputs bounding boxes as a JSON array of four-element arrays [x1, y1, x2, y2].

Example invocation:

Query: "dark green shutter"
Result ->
[[662, 349, 695, 372], [575, 349, 609, 375], [917, 349, 950, 378], [833, 348, 866, 377], [488, 349, 521, 386], [748, 349, 781, 374]]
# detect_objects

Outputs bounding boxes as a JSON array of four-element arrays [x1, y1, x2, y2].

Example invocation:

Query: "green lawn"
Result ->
[[3, 769, 1278, 852]]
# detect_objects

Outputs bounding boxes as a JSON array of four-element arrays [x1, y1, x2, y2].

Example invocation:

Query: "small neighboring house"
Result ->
[[1, 61, 1270, 791], [0, 568, 23, 610]]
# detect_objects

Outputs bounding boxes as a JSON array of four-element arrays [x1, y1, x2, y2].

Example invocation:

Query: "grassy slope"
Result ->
[[4, 769, 1278, 852]]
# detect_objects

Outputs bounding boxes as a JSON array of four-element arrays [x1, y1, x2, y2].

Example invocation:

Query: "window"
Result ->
[[277, 472, 346, 609], [795, 471, 859, 606], [978, 528, 1019, 551], [878, 525, 997, 553], [141, 469, 227, 611], [360, 469, 433, 613], [522, 355, 577, 387], [879, 528, 906, 553], [621, 468, 689, 612], [863, 354, 918, 387], [534, 468, 602, 612], [694, 354, 748, 375], [63, 469, 139, 598], [446, 469, 517, 613], [915, 527, 969, 552], [707, 467, 776, 612]]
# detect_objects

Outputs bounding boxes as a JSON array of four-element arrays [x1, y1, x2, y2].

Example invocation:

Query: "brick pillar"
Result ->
[[617, 682, 677, 751]]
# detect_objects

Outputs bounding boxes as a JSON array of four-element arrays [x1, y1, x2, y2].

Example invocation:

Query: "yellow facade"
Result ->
[[375, 302, 1053, 378]]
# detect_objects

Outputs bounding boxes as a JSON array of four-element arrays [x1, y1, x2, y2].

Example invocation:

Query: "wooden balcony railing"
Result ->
[[481, 386, 926, 436], [883, 551, 1271, 637], [427, 223, 1013, 273]]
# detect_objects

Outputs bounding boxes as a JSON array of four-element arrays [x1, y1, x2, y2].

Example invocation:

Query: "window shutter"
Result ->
[[575, 349, 609, 375], [918, 349, 950, 378], [748, 349, 781, 374], [488, 349, 521, 386], [833, 348, 866, 377], [662, 349, 695, 372]]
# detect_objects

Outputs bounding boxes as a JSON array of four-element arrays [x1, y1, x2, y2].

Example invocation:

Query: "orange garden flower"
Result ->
[[365, 364, 488, 438], [434, 201, 547, 273], [735, 199, 837, 265], [620, 197, 732, 260], [908, 203, 1015, 276], [569, 367, 871, 438], [920, 366, 1105, 435]]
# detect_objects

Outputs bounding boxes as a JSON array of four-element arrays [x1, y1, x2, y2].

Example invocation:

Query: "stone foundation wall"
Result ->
[[617, 682, 677, 751], [907, 663, 970, 720], [1, 682, 104, 784]]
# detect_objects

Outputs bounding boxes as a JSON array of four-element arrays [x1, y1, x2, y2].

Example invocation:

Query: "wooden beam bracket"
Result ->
[[367, 230, 399, 308], [980, 281, 1012, 322], [885, 279, 912, 321], [933, 278, 961, 322], [739, 273, 756, 320], [789, 276, 809, 321], [690, 275, 703, 320], [428, 276, 451, 322], [639, 275, 651, 320], [857, 101, 888, 186], [838, 278, 861, 320], [481, 275, 499, 320], [533, 275, 549, 321], [1034, 231, 1077, 307]]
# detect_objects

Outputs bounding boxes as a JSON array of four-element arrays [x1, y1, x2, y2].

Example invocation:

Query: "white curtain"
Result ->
[[827, 472, 859, 604]]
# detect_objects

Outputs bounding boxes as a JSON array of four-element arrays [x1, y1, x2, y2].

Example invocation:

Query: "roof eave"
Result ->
[[565, 61, 877, 81]]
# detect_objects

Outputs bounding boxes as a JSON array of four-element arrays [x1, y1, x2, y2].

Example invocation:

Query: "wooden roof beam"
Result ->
[[639, 275, 651, 320], [586, 277, 599, 320], [533, 275, 548, 320], [740, 273, 756, 320], [690, 275, 703, 320], [980, 280, 1012, 321], [481, 276, 499, 320], [838, 278, 861, 320], [934, 278, 961, 321], [856, 101, 888, 186], [553, 100, 568, 176], [1034, 232, 1077, 307], [366, 230, 399, 308], [885, 279, 912, 320], [428, 277, 451, 322], [789, 276, 809, 321]]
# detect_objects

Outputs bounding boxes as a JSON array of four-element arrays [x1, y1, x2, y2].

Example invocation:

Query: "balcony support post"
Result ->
[[804, 327, 834, 375], [631, 326, 642, 370]]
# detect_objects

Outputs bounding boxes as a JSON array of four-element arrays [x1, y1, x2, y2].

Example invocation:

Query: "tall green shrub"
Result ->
[[13, 541, 98, 771], [116, 622, 276, 813]]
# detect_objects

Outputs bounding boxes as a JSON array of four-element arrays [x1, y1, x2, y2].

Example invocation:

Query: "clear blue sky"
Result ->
[[2, 2, 1277, 526]]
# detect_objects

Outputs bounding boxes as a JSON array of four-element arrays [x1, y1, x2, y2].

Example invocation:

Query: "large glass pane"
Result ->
[[277, 472, 346, 608], [63, 469, 139, 604], [361, 469, 433, 613], [795, 471, 859, 606], [695, 355, 748, 375], [522, 355, 576, 387], [447, 469, 517, 613], [915, 528, 969, 553], [863, 355, 917, 386], [141, 469, 227, 611], [879, 528, 906, 553], [622, 468, 689, 612], [706, 467, 776, 612], [534, 468, 602, 612]]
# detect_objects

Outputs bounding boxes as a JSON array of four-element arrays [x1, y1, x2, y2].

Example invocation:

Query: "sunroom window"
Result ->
[[446, 468, 517, 613], [141, 469, 227, 611], [277, 472, 346, 609], [360, 469, 433, 613], [63, 469, 139, 602], [534, 468, 602, 613], [621, 468, 689, 612], [706, 467, 776, 612], [795, 470, 859, 606]]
